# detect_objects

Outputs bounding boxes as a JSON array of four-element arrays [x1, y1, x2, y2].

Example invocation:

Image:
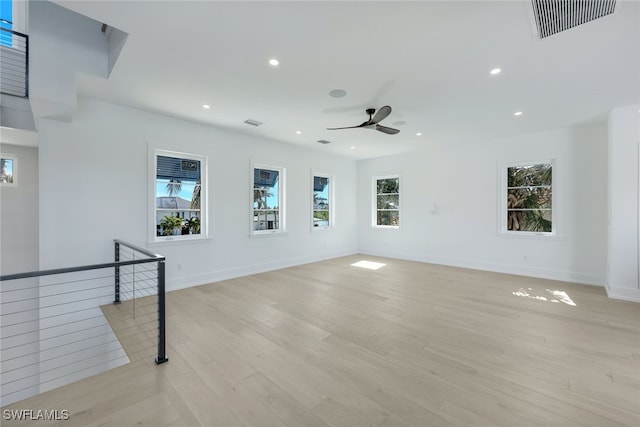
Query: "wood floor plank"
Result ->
[[241, 372, 331, 427], [169, 370, 244, 427]]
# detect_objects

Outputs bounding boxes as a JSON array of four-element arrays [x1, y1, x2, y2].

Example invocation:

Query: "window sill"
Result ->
[[149, 235, 213, 246], [496, 231, 564, 241], [372, 225, 400, 230], [250, 231, 288, 238]]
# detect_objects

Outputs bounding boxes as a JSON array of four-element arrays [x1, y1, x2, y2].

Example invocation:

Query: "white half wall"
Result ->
[[37, 97, 358, 291], [357, 123, 608, 286]]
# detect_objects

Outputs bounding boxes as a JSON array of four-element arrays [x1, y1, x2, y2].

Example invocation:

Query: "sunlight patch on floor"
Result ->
[[512, 288, 576, 306], [351, 260, 386, 270]]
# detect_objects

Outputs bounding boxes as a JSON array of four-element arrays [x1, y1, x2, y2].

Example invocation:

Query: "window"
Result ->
[[0, 0, 12, 46], [151, 150, 207, 241], [252, 163, 285, 235], [312, 172, 334, 229], [503, 162, 553, 234], [0, 154, 16, 186], [373, 175, 400, 228]]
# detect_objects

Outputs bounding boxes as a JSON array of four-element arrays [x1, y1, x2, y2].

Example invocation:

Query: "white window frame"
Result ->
[[372, 174, 401, 229], [499, 159, 557, 237], [0, 153, 17, 187], [250, 161, 286, 237], [311, 170, 335, 231], [149, 149, 208, 243]]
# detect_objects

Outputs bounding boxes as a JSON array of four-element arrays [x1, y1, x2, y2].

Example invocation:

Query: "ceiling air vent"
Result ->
[[531, 0, 616, 39], [244, 119, 263, 127], [317, 139, 331, 144]]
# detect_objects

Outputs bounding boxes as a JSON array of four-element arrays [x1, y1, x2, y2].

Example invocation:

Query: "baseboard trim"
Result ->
[[358, 249, 605, 287], [166, 249, 358, 292], [605, 285, 640, 303]]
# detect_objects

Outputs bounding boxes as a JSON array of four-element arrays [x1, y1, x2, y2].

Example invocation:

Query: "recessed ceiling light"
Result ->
[[514, 111, 523, 116], [202, 104, 210, 109], [416, 132, 422, 136], [296, 130, 302, 135], [329, 89, 347, 98], [269, 58, 279, 67], [490, 68, 501, 75], [349, 146, 355, 150]]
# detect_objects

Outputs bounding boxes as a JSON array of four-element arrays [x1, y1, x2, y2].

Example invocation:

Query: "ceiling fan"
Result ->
[[327, 105, 400, 135]]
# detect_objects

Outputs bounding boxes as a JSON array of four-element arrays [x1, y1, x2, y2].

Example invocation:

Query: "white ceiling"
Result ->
[[53, 0, 639, 160]]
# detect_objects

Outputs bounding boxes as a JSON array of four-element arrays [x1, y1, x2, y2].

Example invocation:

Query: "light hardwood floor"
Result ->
[[3, 255, 639, 426]]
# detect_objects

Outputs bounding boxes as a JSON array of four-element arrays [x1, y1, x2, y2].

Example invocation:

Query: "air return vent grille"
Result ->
[[317, 139, 331, 145], [531, 0, 616, 39], [244, 119, 263, 127]]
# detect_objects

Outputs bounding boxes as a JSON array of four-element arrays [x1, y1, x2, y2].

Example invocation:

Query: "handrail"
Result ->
[[0, 26, 27, 39], [113, 238, 164, 259], [0, 257, 163, 282], [0, 239, 164, 282], [0, 239, 168, 367]]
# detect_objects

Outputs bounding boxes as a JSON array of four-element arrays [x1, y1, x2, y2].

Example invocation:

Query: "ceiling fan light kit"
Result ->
[[327, 105, 400, 135]]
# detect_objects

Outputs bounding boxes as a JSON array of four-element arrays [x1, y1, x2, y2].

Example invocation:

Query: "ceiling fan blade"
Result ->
[[370, 105, 392, 124], [376, 124, 400, 135], [327, 125, 365, 130]]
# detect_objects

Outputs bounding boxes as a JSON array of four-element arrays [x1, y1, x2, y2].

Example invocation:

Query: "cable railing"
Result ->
[[0, 240, 167, 407], [0, 23, 28, 98]]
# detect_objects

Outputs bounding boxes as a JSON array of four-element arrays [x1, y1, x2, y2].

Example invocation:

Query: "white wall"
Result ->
[[38, 97, 358, 291], [607, 105, 640, 301], [357, 123, 608, 285], [0, 143, 40, 406], [0, 143, 38, 275]]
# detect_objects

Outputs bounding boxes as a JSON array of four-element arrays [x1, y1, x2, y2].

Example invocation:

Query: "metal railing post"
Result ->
[[24, 33, 29, 97], [155, 259, 168, 364], [114, 241, 121, 304]]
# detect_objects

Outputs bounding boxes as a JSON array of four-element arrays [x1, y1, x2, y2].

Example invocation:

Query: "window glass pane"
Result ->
[[253, 169, 279, 210], [0, 0, 12, 47], [507, 187, 552, 209], [505, 162, 552, 233], [0, 157, 14, 184], [155, 155, 202, 237], [377, 194, 399, 209], [374, 175, 400, 227], [313, 175, 330, 228], [253, 210, 279, 230], [507, 164, 552, 187], [507, 209, 552, 232], [377, 178, 399, 194], [253, 167, 281, 232], [377, 211, 399, 227]]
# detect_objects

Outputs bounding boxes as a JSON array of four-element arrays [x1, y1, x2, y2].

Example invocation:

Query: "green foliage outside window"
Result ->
[[376, 177, 400, 227], [507, 164, 552, 232]]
